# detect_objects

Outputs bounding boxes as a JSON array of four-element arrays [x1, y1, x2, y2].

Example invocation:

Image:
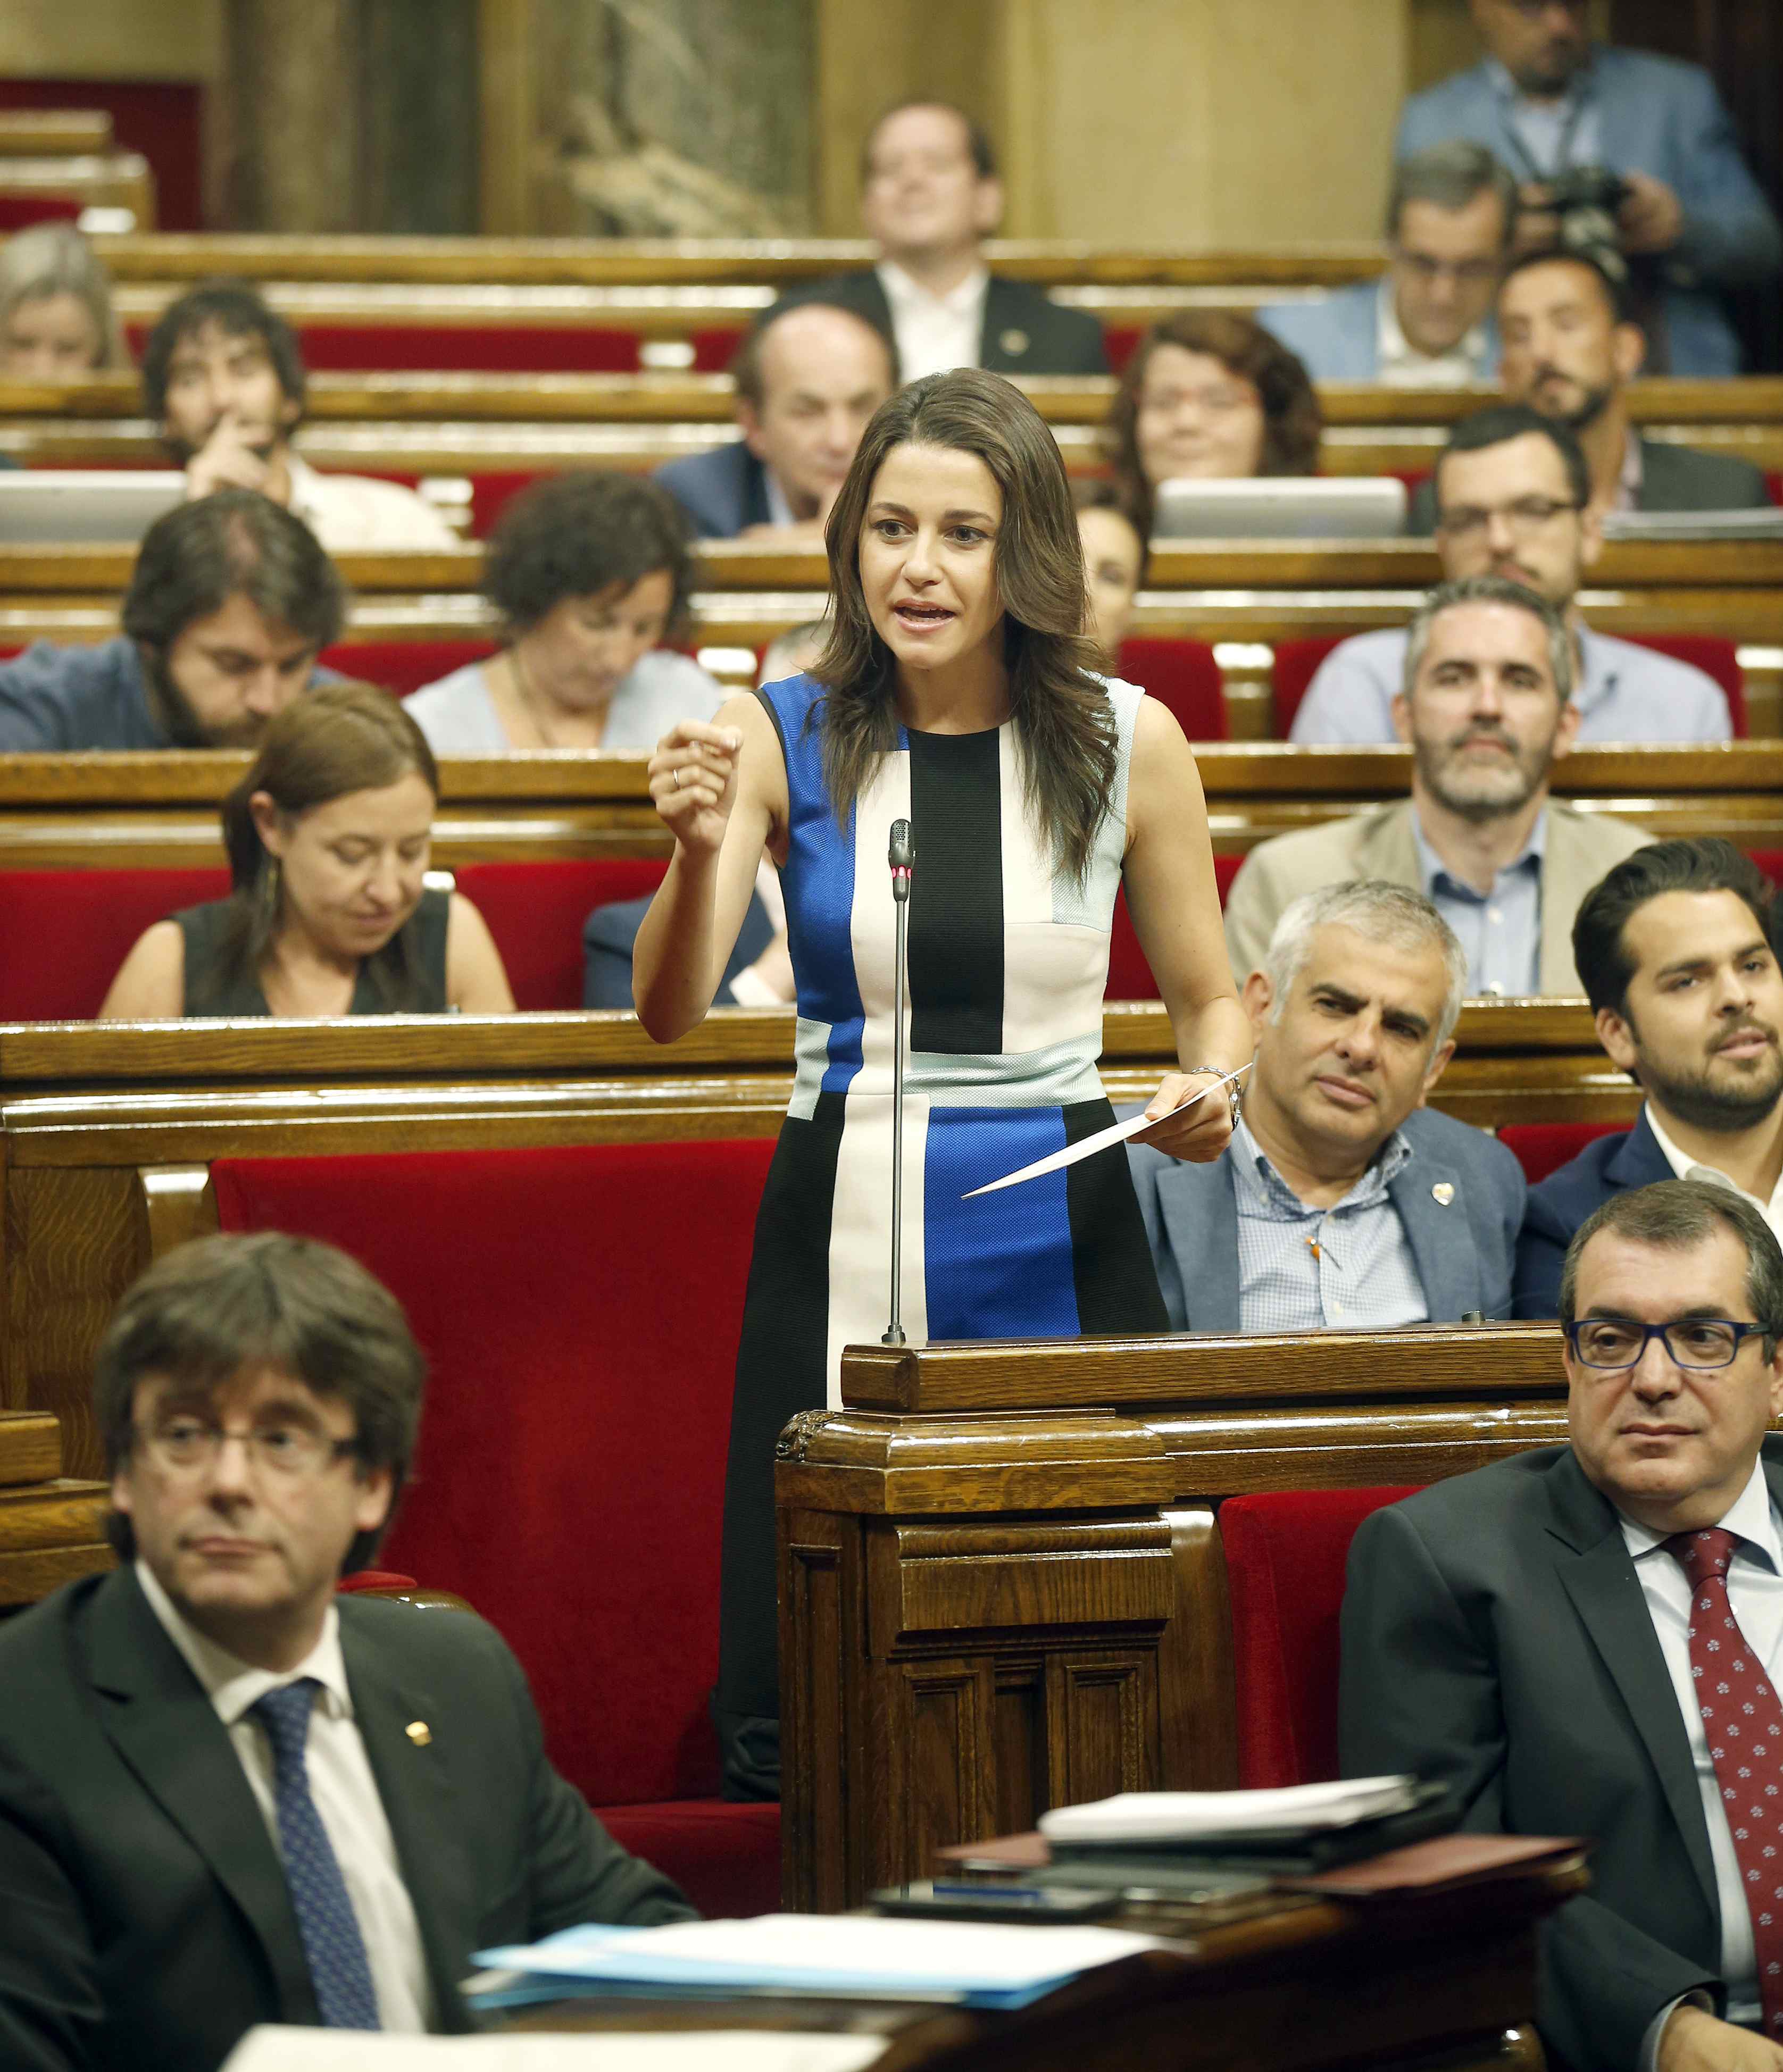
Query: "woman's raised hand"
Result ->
[[649, 720, 744, 856]]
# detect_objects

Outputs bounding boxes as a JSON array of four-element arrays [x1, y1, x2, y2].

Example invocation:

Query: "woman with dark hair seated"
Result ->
[[99, 681, 515, 1018], [406, 471, 723, 751], [1104, 311, 1322, 537]]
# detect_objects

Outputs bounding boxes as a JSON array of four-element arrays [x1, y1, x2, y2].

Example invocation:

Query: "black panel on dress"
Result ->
[[716, 1092, 844, 1789], [1063, 1097, 1171, 1335], [906, 728, 1004, 1055]]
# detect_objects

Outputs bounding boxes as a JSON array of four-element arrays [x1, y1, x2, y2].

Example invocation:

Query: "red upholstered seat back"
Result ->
[[1497, 1121, 1627, 1187], [1105, 857, 1242, 1001], [1749, 850, 1783, 889], [452, 858, 670, 1010], [0, 867, 230, 1021], [1118, 638, 1228, 741], [1269, 637, 1342, 737], [0, 195, 82, 232], [210, 1140, 777, 1808], [1621, 633, 1746, 737], [1220, 1486, 1420, 1787], [321, 639, 498, 697]]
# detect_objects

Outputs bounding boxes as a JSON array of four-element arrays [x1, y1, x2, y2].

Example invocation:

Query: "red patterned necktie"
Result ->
[[1667, 1526, 1783, 2040]]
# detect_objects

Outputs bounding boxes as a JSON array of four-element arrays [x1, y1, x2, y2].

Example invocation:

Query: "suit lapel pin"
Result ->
[[405, 1720, 432, 1747], [1432, 1182, 1455, 1206], [998, 328, 1029, 357]]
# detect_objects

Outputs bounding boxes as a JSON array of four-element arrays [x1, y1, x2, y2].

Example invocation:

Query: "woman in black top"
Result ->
[[100, 681, 515, 1019]]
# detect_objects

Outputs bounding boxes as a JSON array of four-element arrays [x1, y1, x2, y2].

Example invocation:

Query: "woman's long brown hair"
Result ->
[[196, 681, 441, 1013], [811, 369, 1116, 884]]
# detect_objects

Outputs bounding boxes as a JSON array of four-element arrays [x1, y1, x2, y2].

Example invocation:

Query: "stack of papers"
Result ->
[[471, 1912, 1163, 2011], [224, 2033, 890, 2072], [1039, 1776, 1421, 1845]]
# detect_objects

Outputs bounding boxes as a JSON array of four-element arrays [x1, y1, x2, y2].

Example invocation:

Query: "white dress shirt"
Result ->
[[875, 261, 989, 382], [1375, 278, 1491, 390], [1621, 1460, 1783, 2043], [1645, 1105, 1783, 1249], [286, 456, 459, 552], [135, 1561, 434, 2033]]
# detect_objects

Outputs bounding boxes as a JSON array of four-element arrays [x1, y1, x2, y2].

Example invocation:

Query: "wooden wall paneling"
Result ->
[[777, 1498, 860, 1914], [1044, 1647, 1159, 1812], [134, 1164, 218, 1260]]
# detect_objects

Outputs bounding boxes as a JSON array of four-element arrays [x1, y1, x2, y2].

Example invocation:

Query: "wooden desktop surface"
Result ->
[[497, 1861, 1581, 2072]]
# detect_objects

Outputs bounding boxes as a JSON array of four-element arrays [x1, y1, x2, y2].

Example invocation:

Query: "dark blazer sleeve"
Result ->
[[1340, 1502, 1720, 2072], [1512, 1181, 1573, 1321], [1639, 439, 1773, 513], [0, 1748, 104, 2072], [981, 278, 1109, 375], [1404, 474, 1437, 538]]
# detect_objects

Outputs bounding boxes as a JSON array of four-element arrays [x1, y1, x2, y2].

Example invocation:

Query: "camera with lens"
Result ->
[[1545, 164, 1630, 257]]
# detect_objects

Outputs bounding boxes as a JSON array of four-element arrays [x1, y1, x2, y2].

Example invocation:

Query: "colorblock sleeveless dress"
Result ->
[[715, 672, 1169, 1796]]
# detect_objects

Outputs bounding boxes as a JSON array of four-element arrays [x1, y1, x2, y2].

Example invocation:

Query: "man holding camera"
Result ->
[[1396, 0, 1781, 377]]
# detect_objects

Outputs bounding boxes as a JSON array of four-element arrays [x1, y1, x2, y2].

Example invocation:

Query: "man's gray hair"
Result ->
[[759, 620, 829, 686], [1402, 574, 1575, 706], [1387, 141, 1518, 247], [1260, 880, 1470, 1048]]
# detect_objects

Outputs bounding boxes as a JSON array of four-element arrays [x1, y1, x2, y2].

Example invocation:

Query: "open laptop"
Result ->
[[1151, 475, 1407, 541], [0, 471, 187, 544]]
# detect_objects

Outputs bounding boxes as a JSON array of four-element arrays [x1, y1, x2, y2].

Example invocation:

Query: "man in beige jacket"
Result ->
[[1225, 575, 1650, 997]]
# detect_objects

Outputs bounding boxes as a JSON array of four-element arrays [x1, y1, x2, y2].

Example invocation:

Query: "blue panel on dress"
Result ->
[[922, 1106, 1081, 1341], [765, 676, 864, 1093]]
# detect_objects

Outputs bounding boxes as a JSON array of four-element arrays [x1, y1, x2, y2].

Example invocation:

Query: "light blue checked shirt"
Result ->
[[1230, 1117, 1429, 1332], [1412, 809, 1546, 999]]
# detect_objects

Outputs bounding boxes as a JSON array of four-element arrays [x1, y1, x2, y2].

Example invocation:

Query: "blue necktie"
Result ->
[[248, 1678, 381, 2030]]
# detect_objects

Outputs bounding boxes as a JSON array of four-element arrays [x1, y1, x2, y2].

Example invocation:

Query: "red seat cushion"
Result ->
[[1497, 1121, 1627, 1188], [0, 867, 230, 1021], [452, 858, 670, 1012], [321, 639, 499, 697], [1269, 638, 1343, 738], [1118, 638, 1228, 741], [1105, 858, 1243, 1001], [0, 195, 82, 232], [1748, 850, 1783, 888], [210, 1141, 775, 1823], [599, 1801, 780, 1918], [1220, 1486, 1421, 1788], [1619, 633, 1746, 737]]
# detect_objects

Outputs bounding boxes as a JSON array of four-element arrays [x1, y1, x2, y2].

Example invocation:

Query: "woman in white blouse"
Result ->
[[406, 472, 722, 753]]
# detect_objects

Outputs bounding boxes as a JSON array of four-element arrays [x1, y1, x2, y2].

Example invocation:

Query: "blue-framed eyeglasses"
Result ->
[[1564, 1318, 1771, 1371]]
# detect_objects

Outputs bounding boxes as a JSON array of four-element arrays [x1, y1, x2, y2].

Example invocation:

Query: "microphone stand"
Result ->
[[882, 818, 914, 1347]]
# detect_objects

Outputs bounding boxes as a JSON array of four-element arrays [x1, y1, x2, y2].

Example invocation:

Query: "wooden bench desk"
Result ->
[[0, 153, 152, 229], [4, 743, 1782, 868], [0, 1408, 109, 1609], [90, 233, 1392, 290], [0, 112, 113, 158]]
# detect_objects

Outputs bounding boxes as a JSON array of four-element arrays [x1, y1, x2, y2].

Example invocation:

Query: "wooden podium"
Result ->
[[777, 1325, 1567, 1909]]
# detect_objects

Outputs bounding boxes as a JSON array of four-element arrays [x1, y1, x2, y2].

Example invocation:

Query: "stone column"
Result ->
[[216, 0, 360, 232]]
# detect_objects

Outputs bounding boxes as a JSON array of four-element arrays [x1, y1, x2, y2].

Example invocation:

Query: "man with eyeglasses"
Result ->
[[1292, 404, 1732, 747], [1344, 1179, 1783, 2072], [0, 1232, 692, 2072], [1395, 0, 1780, 377], [1259, 142, 1514, 387], [1517, 840, 1783, 1322]]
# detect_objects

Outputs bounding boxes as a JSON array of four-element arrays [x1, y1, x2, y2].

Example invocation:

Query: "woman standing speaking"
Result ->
[[635, 369, 1250, 1798]]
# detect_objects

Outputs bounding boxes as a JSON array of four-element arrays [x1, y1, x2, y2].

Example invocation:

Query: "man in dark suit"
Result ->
[[655, 297, 896, 541], [798, 100, 1107, 382], [1343, 1179, 1783, 2072], [1130, 880, 1524, 1331], [1517, 839, 1783, 1317], [1406, 250, 1772, 534], [0, 1232, 691, 2072]]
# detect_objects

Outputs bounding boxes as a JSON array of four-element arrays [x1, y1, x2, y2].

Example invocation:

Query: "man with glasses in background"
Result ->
[[1260, 142, 1515, 387], [1344, 1179, 1783, 2072], [0, 1232, 691, 2072], [1290, 404, 1731, 746], [1395, 0, 1780, 377], [1518, 840, 1783, 1319]]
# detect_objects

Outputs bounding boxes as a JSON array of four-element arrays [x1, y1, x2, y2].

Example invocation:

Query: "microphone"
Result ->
[[882, 818, 915, 1347]]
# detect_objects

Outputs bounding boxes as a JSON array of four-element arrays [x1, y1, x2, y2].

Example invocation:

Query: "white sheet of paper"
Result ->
[[1038, 1775, 1418, 1844], [961, 1063, 1252, 1198], [224, 2028, 890, 2072]]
